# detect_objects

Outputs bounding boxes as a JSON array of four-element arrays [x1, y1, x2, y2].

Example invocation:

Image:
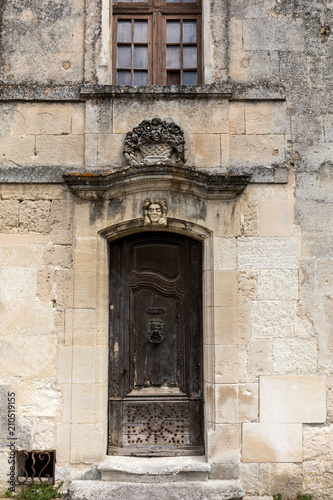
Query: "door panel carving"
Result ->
[[108, 232, 203, 456]]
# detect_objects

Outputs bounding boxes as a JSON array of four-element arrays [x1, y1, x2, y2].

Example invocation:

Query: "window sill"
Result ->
[[80, 83, 286, 101]]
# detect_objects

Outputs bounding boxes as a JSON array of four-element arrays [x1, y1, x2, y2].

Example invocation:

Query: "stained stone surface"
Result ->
[[69, 480, 245, 500]]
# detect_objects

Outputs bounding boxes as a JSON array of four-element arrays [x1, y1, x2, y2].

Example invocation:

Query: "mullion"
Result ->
[[180, 19, 183, 83]]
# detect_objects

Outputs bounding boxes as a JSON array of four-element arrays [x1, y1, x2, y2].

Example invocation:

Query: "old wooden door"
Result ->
[[108, 232, 204, 456]]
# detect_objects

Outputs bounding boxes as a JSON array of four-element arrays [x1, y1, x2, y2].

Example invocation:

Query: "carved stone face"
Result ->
[[148, 203, 162, 223]]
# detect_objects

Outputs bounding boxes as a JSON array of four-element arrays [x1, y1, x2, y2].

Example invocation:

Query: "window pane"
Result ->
[[183, 71, 197, 84], [166, 0, 181, 3], [183, 46, 197, 68], [134, 21, 148, 43], [117, 21, 132, 43], [117, 45, 132, 68], [167, 46, 181, 68], [167, 21, 181, 43], [117, 71, 132, 85], [134, 71, 148, 85], [183, 21, 197, 43], [134, 46, 148, 68], [183, 0, 196, 3]]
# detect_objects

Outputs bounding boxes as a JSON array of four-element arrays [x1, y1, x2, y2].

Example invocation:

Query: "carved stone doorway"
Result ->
[[108, 232, 204, 456]]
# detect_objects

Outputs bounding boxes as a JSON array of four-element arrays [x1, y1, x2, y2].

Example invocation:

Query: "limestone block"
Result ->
[[85, 133, 98, 167], [216, 384, 258, 424], [207, 424, 241, 463], [316, 260, 333, 294], [229, 102, 245, 134], [50, 199, 73, 245], [247, 339, 273, 379], [1, 184, 67, 201], [273, 338, 317, 374], [56, 423, 71, 463], [35, 135, 84, 166], [70, 423, 105, 463], [259, 200, 293, 237], [296, 167, 333, 203], [0, 267, 36, 301], [73, 308, 98, 346], [32, 417, 55, 449], [245, 102, 288, 135], [303, 424, 333, 460], [295, 200, 333, 233], [185, 133, 221, 168], [205, 200, 242, 237], [178, 100, 229, 134], [14, 378, 61, 416], [74, 237, 98, 273], [216, 345, 245, 383], [0, 242, 44, 267], [43, 244, 73, 268], [221, 134, 230, 168], [328, 375, 333, 423], [72, 104, 85, 135], [230, 134, 285, 165], [0, 299, 53, 336], [209, 463, 239, 480], [73, 271, 97, 309], [242, 423, 302, 462], [238, 271, 257, 300], [229, 0, 276, 19], [257, 270, 298, 301], [260, 375, 326, 423], [36, 268, 54, 301], [243, 18, 304, 52], [246, 184, 292, 203], [267, 463, 303, 498], [239, 463, 259, 494], [214, 304, 251, 345], [97, 132, 125, 167], [238, 237, 300, 269], [113, 101, 181, 134], [71, 384, 98, 424], [0, 136, 35, 166], [54, 269, 74, 308], [214, 237, 237, 270], [72, 347, 97, 384], [238, 384, 258, 422], [15, 103, 72, 135], [214, 270, 237, 307], [251, 300, 295, 338], [57, 346, 73, 384], [0, 200, 19, 232], [19, 200, 51, 233], [229, 19, 243, 52], [242, 203, 259, 236]]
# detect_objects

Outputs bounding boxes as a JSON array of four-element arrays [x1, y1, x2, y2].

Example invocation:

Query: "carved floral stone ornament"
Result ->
[[143, 198, 167, 226], [124, 118, 185, 166]]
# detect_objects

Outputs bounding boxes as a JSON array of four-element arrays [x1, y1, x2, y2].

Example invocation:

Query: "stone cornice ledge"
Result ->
[[63, 164, 251, 200], [80, 83, 286, 101]]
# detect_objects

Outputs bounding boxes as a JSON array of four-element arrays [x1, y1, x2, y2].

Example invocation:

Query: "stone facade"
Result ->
[[0, 0, 332, 499]]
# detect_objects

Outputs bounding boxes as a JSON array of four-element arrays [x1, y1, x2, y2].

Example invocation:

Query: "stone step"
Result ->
[[97, 456, 211, 483], [69, 479, 245, 500]]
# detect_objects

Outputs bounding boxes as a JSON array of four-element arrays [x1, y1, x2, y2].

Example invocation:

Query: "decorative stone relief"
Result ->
[[124, 118, 185, 166], [143, 198, 167, 226]]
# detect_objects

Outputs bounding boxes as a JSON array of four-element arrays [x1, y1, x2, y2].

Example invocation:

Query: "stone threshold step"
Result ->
[[98, 456, 211, 482], [69, 479, 245, 500]]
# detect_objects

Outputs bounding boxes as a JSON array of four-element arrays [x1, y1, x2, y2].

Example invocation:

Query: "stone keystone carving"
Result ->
[[143, 198, 167, 226], [124, 118, 185, 166]]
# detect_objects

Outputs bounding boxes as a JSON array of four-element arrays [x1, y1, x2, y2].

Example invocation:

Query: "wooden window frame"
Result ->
[[112, 0, 202, 85]]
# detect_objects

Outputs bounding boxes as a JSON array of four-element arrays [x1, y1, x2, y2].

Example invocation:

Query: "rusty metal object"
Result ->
[[17, 450, 55, 485]]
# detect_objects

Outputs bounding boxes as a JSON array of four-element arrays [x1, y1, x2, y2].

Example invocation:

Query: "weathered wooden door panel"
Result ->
[[108, 232, 203, 456]]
